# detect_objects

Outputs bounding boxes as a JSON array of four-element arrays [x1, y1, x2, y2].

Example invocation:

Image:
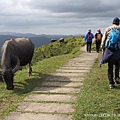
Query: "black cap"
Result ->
[[113, 17, 119, 25], [88, 29, 91, 32]]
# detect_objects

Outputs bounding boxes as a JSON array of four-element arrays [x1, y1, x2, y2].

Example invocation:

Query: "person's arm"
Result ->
[[95, 33, 97, 39], [101, 28, 109, 48], [101, 27, 111, 54], [84, 34, 88, 41]]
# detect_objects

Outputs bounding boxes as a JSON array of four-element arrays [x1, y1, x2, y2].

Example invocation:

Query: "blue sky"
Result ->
[[0, 0, 120, 35]]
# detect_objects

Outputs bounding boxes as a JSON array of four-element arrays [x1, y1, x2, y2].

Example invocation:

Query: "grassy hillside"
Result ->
[[32, 36, 85, 63], [0, 36, 85, 119]]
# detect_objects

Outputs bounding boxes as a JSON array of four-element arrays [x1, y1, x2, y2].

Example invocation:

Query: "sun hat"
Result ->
[[97, 28, 101, 32]]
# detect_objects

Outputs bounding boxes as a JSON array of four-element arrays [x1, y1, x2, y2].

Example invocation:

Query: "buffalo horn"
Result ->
[[12, 56, 20, 73]]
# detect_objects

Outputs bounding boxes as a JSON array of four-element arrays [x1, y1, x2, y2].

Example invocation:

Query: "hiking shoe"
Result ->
[[109, 84, 115, 89], [115, 78, 120, 84]]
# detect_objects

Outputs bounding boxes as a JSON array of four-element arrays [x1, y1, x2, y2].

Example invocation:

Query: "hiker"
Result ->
[[84, 29, 94, 53], [101, 17, 120, 89], [95, 28, 103, 53]]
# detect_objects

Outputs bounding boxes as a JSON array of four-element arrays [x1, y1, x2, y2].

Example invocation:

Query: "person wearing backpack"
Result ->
[[101, 17, 120, 89], [84, 29, 94, 53], [95, 28, 103, 53]]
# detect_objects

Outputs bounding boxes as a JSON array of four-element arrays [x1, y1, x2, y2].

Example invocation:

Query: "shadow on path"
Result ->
[[13, 71, 71, 95]]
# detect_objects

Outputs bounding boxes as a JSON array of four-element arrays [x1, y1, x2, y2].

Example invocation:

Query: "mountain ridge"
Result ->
[[0, 32, 76, 48]]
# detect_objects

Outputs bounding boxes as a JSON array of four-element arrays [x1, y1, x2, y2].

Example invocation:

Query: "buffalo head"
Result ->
[[2, 56, 20, 90], [2, 69, 14, 90]]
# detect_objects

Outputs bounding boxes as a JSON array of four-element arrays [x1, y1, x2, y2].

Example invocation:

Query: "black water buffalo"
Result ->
[[51, 39, 57, 43], [1, 38, 34, 90], [59, 38, 64, 43]]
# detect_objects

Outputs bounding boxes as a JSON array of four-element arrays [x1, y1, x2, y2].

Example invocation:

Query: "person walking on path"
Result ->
[[95, 28, 103, 53], [84, 29, 94, 53], [101, 17, 120, 89]]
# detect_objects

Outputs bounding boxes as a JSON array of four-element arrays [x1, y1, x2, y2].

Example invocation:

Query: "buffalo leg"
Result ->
[[28, 63, 32, 76]]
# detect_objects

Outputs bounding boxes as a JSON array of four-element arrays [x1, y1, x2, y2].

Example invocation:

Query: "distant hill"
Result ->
[[0, 35, 50, 49], [29, 36, 51, 48], [0, 32, 37, 37], [0, 32, 74, 38], [0, 35, 16, 49], [0, 32, 79, 49]]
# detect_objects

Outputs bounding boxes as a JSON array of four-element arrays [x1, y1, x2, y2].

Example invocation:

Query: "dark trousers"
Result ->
[[96, 40, 101, 52], [108, 60, 119, 84], [86, 42, 92, 52]]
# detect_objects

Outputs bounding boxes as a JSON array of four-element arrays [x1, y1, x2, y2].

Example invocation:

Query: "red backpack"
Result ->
[[88, 33, 92, 40]]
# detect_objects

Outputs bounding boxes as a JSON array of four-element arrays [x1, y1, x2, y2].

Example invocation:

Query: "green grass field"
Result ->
[[1, 36, 120, 120], [74, 53, 120, 120], [0, 46, 81, 119]]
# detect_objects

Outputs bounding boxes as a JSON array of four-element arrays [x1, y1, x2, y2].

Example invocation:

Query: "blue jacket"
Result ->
[[84, 32, 94, 42]]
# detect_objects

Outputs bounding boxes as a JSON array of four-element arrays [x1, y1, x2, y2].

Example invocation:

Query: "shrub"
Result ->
[[32, 36, 85, 64]]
